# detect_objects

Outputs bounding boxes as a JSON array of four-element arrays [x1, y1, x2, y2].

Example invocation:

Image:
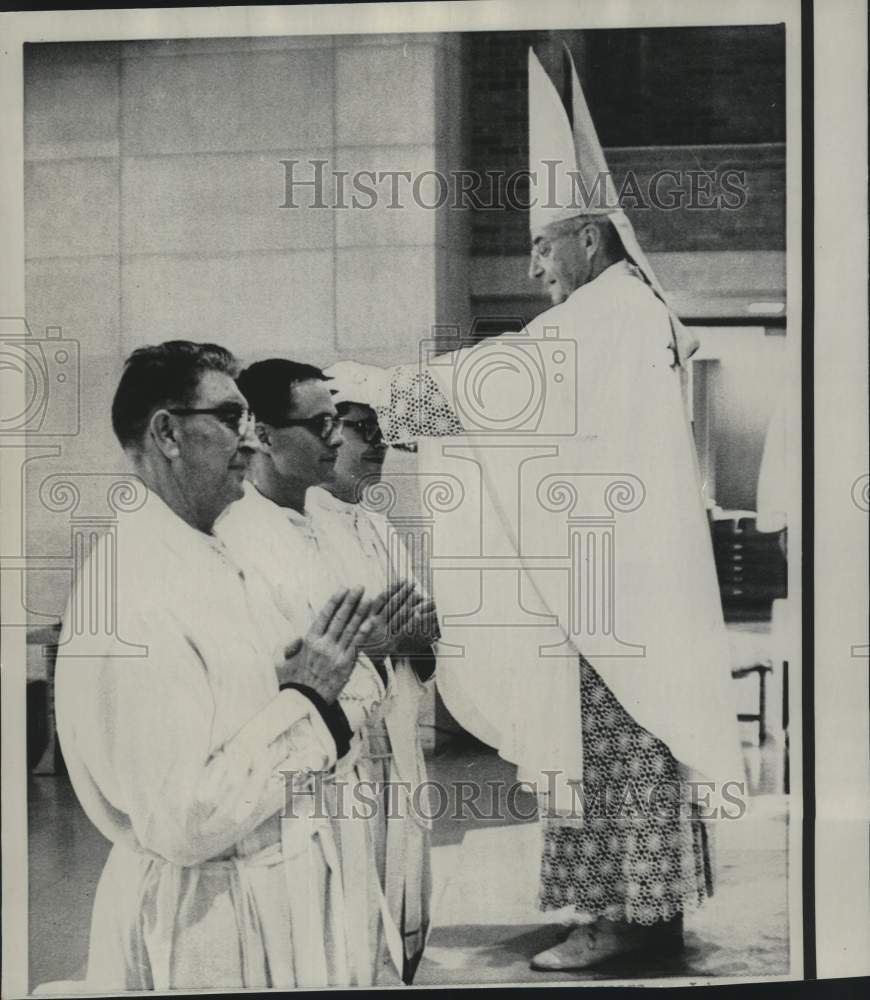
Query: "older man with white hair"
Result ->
[[326, 48, 743, 970]]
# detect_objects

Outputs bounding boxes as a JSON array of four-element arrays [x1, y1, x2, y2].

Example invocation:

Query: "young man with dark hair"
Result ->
[[218, 357, 423, 985]]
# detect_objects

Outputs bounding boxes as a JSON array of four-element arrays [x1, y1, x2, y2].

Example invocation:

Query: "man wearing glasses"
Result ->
[[55, 341, 382, 991], [216, 358, 423, 986], [324, 48, 744, 972], [308, 398, 440, 983]]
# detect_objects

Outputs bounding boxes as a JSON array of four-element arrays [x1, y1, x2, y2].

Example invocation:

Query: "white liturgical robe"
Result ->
[[215, 482, 404, 984], [307, 486, 434, 971], [55, 489, 356, 990], [361, 261, 744, 808]]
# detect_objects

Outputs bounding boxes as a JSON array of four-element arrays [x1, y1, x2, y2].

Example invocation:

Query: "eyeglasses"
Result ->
[[168, 403, 254, 437], [341, 418, 383, 445], [530, 222, 586, 263], [272, 413, 345, 441], [530, 238, 555, 262]]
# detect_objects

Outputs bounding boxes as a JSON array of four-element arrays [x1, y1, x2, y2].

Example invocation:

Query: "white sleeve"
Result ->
[[57, 608, 336, 868], [337, 654, 389, 732]]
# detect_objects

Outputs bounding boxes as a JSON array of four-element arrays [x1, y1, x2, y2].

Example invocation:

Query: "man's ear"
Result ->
[[255, 422, 271, 450], [581, 221, 601, 261], [149, 409, 181, 460]]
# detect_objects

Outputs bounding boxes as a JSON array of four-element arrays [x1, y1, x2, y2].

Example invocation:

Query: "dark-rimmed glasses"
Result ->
[[341, 417, 383, 445], [271, 413, 345, 441], [167, 403, 254, 437]]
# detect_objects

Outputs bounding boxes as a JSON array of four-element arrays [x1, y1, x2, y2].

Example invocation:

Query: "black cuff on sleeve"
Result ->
[[408, 650, 436, 682], [281, 682, 353, 758]]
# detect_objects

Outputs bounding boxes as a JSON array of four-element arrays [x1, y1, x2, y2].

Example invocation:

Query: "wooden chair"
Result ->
[[730, 661, 773, 745]]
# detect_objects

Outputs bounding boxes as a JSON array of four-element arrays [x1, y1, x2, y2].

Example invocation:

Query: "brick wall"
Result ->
[[468, 26, 786, 256]]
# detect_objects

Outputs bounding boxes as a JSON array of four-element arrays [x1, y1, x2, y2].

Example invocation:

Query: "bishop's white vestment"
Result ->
[[348, 261, 744, 923]]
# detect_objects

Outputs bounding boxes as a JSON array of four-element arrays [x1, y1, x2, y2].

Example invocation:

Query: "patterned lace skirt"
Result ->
[[539, 658, 714, 925]]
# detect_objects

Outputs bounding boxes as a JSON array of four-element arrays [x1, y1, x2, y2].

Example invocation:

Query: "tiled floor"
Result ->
[[416, 739, 790, 985], [27, 729, 789, 991], [27, 776, 107, 990]]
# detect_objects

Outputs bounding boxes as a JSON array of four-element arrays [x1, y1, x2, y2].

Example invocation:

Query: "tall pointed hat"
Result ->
[[528, 46, 617, 229], [528, 46, 698, 366]]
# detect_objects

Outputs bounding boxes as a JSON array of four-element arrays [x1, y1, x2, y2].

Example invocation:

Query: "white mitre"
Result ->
[[529, 46, 698, 367]]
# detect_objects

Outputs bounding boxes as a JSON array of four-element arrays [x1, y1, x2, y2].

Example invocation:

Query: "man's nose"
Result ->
[[238, 419, 262, 452], [529, 253, 543, 280]]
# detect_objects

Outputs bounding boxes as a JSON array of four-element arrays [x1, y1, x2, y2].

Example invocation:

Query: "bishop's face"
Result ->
[[528, 219, 593, 305]]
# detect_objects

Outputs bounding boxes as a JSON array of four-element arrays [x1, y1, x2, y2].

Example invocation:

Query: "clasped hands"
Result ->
[[277, 580, 438, 703]]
